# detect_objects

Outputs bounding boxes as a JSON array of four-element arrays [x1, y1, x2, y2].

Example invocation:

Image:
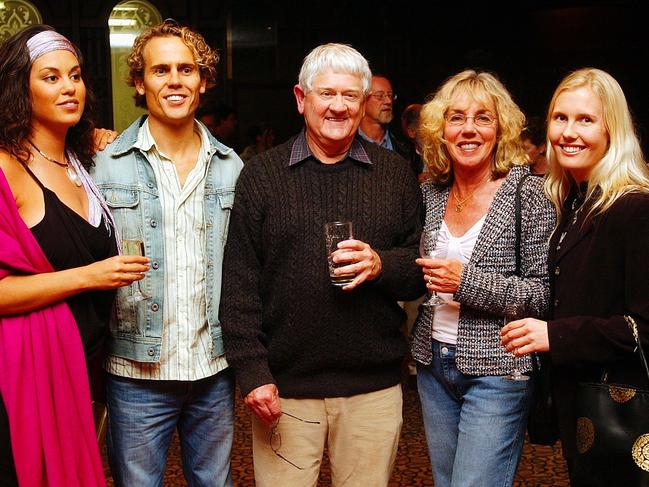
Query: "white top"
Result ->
[[431, 216, 486, 345], [105, 119, 228, 381]]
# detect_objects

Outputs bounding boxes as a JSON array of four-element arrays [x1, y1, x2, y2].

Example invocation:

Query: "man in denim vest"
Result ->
[[91, 21, 242, 487]]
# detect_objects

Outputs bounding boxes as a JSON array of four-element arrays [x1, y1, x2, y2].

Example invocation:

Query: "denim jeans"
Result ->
[[417, 340, 532, 487], [105, 370, 234, 487]]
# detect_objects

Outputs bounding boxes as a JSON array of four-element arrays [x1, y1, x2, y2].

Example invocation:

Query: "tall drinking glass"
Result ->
[[503, 304, 530, 381], [121, 238, 148, 302], [324, 221, 355, 287], [419, 229, 447, 307]]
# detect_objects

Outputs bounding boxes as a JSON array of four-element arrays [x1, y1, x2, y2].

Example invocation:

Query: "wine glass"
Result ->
[[419, 229, 447, 307], [503, 304, 530, 381], [121, 238, 148, 302]]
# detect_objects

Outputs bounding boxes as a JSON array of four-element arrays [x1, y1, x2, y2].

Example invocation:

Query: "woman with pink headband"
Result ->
[[0, 25, 148, 486]]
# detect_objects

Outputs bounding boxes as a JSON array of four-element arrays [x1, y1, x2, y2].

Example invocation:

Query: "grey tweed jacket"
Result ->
[[410, 166, 555, 375]]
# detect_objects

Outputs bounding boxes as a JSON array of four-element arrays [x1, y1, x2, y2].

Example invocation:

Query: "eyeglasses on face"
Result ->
[[445, 113, 496, 127], [269, 411, 320, 470], [312, 89, 362, 104], [369, 91, 397, 101]]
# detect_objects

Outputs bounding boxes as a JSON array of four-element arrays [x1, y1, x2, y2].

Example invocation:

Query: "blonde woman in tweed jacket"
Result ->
[[410, 70, 555, 487]]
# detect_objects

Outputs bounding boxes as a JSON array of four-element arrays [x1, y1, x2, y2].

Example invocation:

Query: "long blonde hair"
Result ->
[[544, 68, 649, 220], [418, 70, 527, 185]]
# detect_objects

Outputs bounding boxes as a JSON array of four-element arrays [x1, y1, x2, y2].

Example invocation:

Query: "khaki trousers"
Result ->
[[252, 384, 403, 487]]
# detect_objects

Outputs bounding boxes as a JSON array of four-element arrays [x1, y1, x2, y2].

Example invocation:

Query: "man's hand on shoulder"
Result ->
[[92, 128, 118, 153], [244, 383, 282, 428]]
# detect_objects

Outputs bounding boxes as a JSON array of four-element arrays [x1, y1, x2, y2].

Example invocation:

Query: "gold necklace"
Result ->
[[451, 175, 491, 212], [28, 139, 83, 187]]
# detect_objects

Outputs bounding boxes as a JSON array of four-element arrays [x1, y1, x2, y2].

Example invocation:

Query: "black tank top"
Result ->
[[26, 166, 117, 401]]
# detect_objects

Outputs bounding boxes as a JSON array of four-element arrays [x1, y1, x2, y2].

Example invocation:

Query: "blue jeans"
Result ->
[[417, 340, 532, 487], [105, 370, 234, 487]]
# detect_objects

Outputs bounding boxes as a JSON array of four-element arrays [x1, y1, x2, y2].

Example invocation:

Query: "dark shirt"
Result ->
[[27, 168, 117, 401], [547, 188, 649, 458]]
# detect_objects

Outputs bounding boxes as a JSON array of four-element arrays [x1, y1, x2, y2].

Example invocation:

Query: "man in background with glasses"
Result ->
[[359, 75, 409, 157], [221, 43, 423, 486]]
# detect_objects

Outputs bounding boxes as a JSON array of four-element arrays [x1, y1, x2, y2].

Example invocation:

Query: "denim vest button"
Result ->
[[151, 261, 160, 269], [147, 348, 155, 356], [150, 220, 157, 227], [147, 182, 154, 189], [441, 346, 449, 355], [151, 303, 159, 311]]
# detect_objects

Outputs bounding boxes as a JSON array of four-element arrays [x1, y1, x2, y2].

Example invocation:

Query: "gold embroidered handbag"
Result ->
[[572, 315, 649, 486]]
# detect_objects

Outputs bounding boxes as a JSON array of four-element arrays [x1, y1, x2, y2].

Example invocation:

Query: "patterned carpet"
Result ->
[[101, 382, 569, 486]]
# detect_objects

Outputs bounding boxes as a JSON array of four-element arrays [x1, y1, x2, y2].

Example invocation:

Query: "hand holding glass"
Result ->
[[121, 239, 148, 302], [419, 230, 447, 307], [503, 304, 530, 381], [324, 221, 355, 287]]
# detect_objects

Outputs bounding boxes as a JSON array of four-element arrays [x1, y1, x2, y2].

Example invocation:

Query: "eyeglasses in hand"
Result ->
[[269, 411, 320, 470]]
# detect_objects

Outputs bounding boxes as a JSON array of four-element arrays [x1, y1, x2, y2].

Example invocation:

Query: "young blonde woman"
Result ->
[[502, 68, 649, 484]]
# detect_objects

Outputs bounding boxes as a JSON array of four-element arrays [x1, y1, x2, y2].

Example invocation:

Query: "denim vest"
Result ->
[[90, 116, 243, 362]]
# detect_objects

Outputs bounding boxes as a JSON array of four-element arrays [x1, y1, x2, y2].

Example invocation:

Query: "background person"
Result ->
[[0, 24, 147, 487], [401, 102, 425, 180], [501, 67, 649, 483], [239, 122, 275, 162], [198, 100, 239, 149], [410, 69, 554, 487], [358, 74, 409, 157], [521, 115, 548, 175]]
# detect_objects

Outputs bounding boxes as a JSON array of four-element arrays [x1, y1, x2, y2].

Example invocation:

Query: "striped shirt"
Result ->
[[105, 119, 228, 381]]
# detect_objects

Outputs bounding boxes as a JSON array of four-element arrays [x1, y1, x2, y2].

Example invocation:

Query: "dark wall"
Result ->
[[226, 0, 648, 154], [232, 0, 648, 152], [30, 0, 648, 153]]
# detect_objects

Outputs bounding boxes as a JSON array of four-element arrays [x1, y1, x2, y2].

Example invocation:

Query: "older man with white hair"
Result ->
[[220, 43, 423, 486]]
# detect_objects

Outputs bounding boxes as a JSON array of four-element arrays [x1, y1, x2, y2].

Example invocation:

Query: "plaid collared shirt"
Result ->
[[288, 130, 372, 166]]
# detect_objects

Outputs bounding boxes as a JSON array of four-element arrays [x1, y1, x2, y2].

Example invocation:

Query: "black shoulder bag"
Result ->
[[572, 315, 649, 486], [514, 173, 560, 446]]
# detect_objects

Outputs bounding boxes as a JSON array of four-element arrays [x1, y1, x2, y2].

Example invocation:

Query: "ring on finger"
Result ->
[[427, 276, 433, 285]]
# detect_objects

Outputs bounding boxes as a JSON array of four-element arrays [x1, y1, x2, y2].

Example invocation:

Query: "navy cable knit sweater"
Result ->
[[220, 133, 423, 398]]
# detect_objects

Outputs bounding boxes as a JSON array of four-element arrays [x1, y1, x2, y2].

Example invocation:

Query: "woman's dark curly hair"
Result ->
[[0, 24, 97, 169]]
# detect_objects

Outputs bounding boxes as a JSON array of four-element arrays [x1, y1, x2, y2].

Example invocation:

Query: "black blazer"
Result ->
[[547, 190, 649, 458]]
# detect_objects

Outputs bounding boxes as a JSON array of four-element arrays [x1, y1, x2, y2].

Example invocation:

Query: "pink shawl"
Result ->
[[0, 170, 105, 486]]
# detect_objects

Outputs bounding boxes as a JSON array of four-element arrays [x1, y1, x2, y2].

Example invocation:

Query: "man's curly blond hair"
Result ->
[[127, 21, 219, 108]]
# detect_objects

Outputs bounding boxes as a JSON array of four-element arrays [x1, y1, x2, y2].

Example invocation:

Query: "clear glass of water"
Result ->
[[324, 221, 355, 287]]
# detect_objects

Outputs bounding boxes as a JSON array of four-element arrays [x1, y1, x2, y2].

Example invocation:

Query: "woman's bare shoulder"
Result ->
[[0, 149, 25, 181], [0, 150, 33, 203]]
